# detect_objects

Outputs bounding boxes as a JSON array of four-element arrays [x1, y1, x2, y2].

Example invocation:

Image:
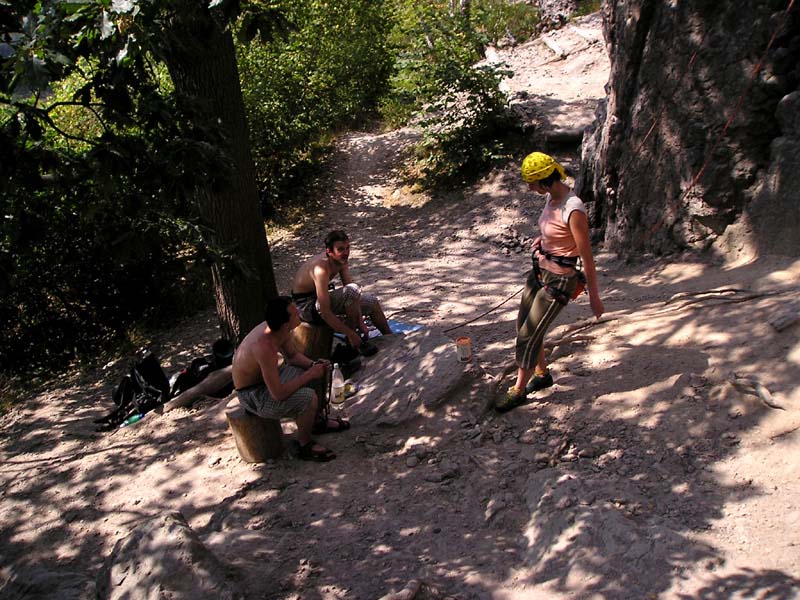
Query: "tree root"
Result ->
[[665, 288, 750, 304], [728, 372, 785, 410]]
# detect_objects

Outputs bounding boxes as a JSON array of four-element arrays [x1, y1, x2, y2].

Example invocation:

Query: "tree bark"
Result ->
[[162, 1, 278, 341]]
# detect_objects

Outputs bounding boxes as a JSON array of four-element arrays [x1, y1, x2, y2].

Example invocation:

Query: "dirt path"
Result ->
[[2, 14, 800, 600]]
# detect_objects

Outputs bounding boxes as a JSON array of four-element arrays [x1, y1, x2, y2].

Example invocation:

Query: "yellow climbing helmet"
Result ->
[[520, 152, 566, 183]]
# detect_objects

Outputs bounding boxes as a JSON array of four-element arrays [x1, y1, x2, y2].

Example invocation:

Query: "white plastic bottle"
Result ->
[[331, 363, 345, 406]]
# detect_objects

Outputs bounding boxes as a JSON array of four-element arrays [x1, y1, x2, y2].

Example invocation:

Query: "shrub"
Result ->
[[238, 0, 393, 215], [381, 1, 521, 187]]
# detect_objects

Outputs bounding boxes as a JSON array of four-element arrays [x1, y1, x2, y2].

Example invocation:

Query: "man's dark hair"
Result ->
[[325, 230, 349, 250], [264, 296, 293, 331]]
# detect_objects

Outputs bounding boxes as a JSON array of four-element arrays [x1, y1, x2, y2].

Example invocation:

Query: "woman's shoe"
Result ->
[[525, 371, 553, 394], [495, 387, 526, 413]]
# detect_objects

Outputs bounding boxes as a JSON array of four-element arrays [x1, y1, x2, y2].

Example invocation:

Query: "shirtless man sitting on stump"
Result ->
[[232, 296, 336, 462], [292, 230, 392, 356]]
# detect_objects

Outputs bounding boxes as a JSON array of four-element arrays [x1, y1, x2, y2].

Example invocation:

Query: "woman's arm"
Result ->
[[569, 211, 605, 318]]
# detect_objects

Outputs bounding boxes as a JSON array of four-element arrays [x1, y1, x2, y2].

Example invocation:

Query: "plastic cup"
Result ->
[[456, 336, 472, 362]]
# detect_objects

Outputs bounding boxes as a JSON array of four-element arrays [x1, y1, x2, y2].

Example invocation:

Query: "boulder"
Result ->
[[96, 512, 243, 600], [344, 329, 477, 427], [537, 0, 579, 31], [522, 469, 713, 594]]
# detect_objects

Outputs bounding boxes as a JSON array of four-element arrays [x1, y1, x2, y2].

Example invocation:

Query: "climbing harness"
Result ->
[[531, 239, 586, 305]]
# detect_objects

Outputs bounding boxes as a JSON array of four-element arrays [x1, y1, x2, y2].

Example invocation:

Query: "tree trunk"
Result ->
[[162, 2, 278, 341]]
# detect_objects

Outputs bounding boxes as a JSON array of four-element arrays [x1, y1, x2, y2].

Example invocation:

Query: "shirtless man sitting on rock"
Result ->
[[232, 296, 336, 462], [291, 230, 392, 357]]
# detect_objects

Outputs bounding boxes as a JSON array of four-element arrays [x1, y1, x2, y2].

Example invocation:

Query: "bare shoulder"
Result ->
[[253, 330, 279, 362], [295, 252, 329, 291], [233, 322, 274, 386], [311, 254, 331, 277]]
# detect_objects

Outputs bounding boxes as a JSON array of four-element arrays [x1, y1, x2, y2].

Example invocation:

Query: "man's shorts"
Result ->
[[294, 283, 379, 325], [236, 365, 314, 419]]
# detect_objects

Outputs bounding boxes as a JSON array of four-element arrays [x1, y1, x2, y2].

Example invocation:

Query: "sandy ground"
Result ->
[[2, 13, 800, 600]]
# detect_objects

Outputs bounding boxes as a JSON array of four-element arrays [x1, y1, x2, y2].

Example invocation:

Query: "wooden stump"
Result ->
[[292, 322, 334, 360], [292, 322, 334, 414], [226, 406, 284, 462]]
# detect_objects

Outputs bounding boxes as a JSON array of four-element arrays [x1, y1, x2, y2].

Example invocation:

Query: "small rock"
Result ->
[[207, 456, 221, 467], [484, 497, 506, 522], [406, 456, 420, 468], [555, 496, 573, 510], [534, 451, 550, 463], [441, 468, 460, 481]]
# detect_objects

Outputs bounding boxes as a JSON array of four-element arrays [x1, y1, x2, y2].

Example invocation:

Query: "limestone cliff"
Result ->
[[578, 0, 799, 258]]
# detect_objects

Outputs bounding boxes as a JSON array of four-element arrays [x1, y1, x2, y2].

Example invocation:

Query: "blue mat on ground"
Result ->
[[334, 318, 424, 340], [386, 318, 424, 334]]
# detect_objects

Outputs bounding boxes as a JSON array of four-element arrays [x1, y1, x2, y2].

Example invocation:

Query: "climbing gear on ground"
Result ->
[[521, 152, 566, 183], [525, 370, 554, 394], [495, 386, 527, 413], [94, 352, 170, 431]]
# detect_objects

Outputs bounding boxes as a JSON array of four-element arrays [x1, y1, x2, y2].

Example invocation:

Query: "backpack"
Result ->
[[168, 338, 235, 398], [94, 352, 170, 431]]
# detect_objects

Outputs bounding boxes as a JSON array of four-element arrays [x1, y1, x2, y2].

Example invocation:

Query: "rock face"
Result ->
[[537, 0, 580, 30], [95, 512, 243, 600], [579, 1, 799, 258]]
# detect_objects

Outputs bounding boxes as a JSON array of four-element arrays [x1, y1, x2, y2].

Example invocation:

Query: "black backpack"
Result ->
[[94, 352, 170, 432], [168, 338, 234, 398]]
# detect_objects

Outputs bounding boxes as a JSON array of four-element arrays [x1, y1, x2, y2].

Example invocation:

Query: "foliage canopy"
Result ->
[[1, 0, 534, 374]]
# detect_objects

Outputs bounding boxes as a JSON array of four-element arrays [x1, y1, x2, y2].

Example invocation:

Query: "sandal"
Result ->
[[298, 440, 336, 462], [312, 416, 351, 435], [495, 387, 527, 413], [525, 370, 554, 394]]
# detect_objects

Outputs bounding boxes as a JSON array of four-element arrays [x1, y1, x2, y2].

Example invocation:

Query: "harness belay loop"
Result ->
[[531, 240, 586, 303]]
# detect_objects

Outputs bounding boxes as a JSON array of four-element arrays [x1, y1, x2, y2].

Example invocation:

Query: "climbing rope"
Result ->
[[443, 286, 523, 333]]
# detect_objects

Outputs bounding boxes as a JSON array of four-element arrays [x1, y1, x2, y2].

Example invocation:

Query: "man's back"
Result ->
[[232, 322, 278, 389]]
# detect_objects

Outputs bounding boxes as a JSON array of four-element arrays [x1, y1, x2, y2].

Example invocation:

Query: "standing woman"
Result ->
[[495, 152, 605, 413]]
